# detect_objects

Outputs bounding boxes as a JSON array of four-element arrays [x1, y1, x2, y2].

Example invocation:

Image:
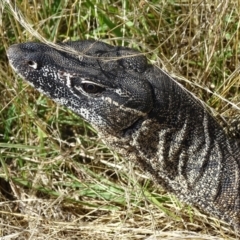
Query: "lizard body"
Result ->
[[7, 40, 240, 231]]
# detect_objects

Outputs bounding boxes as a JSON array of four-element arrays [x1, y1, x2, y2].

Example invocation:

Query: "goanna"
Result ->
[[7, 40, 240, 231]]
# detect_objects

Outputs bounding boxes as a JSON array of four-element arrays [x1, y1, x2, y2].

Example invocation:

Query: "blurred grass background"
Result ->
[[0, 0, 239, 239]]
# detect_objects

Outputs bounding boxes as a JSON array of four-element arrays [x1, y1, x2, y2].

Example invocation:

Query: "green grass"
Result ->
[[0, 0, 239, 239]]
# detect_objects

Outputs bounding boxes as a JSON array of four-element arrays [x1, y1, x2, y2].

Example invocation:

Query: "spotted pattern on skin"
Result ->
[[7, 40, 240, 232]]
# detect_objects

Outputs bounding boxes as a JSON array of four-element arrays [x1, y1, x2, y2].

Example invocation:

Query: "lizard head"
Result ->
[[7, 40, 153, 135]]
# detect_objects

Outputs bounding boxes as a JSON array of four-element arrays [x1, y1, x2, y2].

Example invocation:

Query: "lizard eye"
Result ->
[[81, 83, 104, 94]]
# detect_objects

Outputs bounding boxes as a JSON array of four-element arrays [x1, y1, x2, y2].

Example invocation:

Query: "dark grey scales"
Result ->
[[7, 40, 240, 231]]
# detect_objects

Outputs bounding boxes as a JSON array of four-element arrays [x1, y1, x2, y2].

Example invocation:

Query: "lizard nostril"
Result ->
[[27, 60, 38, 70]]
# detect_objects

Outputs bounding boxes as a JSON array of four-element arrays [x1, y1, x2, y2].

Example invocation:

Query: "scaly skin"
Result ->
[[7, 40, 240, 231]]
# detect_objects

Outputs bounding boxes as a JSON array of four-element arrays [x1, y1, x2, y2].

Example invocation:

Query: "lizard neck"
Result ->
[[101, 67, 240, 228]]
